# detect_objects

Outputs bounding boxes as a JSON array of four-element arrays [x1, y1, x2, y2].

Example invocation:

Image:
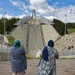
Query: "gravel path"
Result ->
[[0, 59, 75, 75]]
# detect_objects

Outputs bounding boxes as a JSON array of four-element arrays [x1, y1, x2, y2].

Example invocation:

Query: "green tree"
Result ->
[[0, 18, 20, 34], [53, 19, 68, 35]]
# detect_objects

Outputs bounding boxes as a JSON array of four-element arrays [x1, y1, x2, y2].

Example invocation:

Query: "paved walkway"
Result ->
[[0, 59, 75, 75]]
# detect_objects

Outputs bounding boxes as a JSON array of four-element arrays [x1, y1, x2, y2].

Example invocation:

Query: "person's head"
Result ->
[[14, 39, 21, 47], [48, 40, 54, 47]]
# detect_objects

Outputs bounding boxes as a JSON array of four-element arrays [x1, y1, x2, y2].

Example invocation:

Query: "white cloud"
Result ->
[[29, 0, 53, 16], [0, 8, 4, 11], [9, 0, 28, 10], [37, 8, 46, 14], [44, 16, 54, 21], [16, 14, 26, 19], [30, 0, 46, 5], [0, 14, 3, 19], [55, 6, 75, 23], [0, 13, 26, 19], [0, 14, 13, 19], [5, 14, 13, 19], [29, 5, 36, 10], [2, 0, 75, 23], [53, 2, 59, 6], [9, 0, 19, 6]]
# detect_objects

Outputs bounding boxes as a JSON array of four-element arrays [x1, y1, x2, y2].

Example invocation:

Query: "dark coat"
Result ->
[[11, 46, 27, 72], [36, 40, 59, 75], [42, 40, 59, 61]]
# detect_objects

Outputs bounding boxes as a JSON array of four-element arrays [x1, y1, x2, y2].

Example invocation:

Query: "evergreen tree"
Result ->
[[53, 19, 68, 35]]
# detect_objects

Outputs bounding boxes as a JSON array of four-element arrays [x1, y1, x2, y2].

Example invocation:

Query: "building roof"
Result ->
[[14, 16, 53, 26], [37, 16, 54, 25], [14, 16, 32, 26]]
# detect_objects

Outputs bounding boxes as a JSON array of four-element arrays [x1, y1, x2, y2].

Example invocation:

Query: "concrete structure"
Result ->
[[10, 10, 60, 57], [54, 33, 75, 57]]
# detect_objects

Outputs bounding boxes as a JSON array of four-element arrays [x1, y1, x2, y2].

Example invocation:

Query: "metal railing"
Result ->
[[0, 42, 10, 61]]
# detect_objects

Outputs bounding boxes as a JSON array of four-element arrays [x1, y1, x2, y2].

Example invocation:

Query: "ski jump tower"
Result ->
[[11, 10, 60, 56]]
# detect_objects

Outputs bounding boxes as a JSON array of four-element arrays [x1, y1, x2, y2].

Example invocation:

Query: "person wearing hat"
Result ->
[[36, 40, 59, 75], [10, 39, 27, 75]]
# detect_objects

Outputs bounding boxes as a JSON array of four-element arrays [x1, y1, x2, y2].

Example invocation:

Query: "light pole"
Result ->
[[53, 10, 54, 20], [52, 8, 56, 24], [3, 12, 6, 35], [70, 9, 72, 13], [64, 14, 67, 36], [15, 9, 17, 18]]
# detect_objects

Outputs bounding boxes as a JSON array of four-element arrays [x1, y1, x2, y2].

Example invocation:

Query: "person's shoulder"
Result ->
[[10, 46, 15, 52], [10, 46, 14, 49], [20, 47, 25, 50], [42, 46, 48, 52], [43, 46, 47, 50], [20, 47, 26, 52], [44, 46, 47, 49], [53, 47, 57, 50], [53, 47, 58, 52]]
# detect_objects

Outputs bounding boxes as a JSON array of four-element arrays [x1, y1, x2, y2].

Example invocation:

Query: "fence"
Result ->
[[0, 44, 75, 74], [0, 42, 10, 61], [57, 49, 75, 72]]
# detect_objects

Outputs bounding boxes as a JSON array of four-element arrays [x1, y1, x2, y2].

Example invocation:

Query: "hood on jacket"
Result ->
[[14, 39, 21, 47], [48, 40, 54, 47]]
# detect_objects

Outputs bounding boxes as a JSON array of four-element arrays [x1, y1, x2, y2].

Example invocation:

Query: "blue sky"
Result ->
[[0, 0, 75, 23], [48, 0, 75, 7]]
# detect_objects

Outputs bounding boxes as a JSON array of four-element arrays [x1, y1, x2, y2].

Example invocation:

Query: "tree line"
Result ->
[[53, 19, 75, 35], [0, 18, 20, 34], [0, 18, 75, 35]]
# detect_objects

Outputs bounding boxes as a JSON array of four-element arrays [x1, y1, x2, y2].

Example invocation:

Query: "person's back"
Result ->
[[47, 46, 59, 71], [11, 47, 25, 60], [48, 46, 59, 61], [10, 39, 27, 75], [36, 40, 59, 75]]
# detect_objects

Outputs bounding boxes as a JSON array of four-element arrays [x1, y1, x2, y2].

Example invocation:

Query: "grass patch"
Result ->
[[6, 35, 25, 48], [6, 35, 15, 46], [68, 29, 75, 34], [26, 53, 33, 59]]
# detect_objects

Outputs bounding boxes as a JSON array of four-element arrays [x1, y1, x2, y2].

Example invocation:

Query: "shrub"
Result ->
[[6, 36, 15, 46]]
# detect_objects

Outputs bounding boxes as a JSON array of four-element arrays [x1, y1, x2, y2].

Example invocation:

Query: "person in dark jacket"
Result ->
[[36, 40, 59, 75], [10, 39, 27, 75]]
